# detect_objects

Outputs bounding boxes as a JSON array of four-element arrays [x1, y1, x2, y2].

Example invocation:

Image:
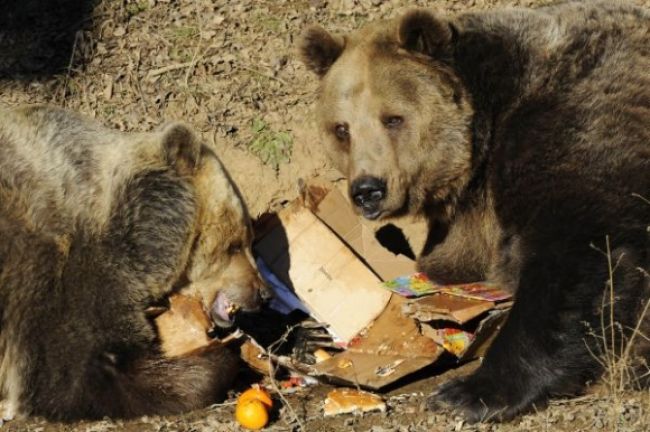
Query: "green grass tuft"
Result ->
[[248, 117, 292, 171], [125, 0, 149, 17]]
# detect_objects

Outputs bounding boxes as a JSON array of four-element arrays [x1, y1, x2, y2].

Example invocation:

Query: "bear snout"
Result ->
[[350, 176, 387, 219], [208, 274, 270, 329], [231, 268, 272, 312]]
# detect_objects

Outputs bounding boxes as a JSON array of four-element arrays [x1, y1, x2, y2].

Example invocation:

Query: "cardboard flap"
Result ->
[[312, 295, 444, 388], [458, 308, 510, 361], [311, 352, 436, 390], [402, 293, 495, 324], [347, 296, 441, 357], [155, 294, 212, 358], [421, 326, 475, 357], [311, 186, 425, 281], [254, 207, 391, 343]]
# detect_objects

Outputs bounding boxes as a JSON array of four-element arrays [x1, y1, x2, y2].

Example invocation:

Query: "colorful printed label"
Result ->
[[382, 272, 511, 302]]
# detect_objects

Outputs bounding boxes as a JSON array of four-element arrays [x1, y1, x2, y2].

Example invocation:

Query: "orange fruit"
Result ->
[[235, 399, 269, 430], [237, 386, 273, 409]]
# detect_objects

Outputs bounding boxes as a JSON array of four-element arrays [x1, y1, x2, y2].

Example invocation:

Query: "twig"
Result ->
[[550, 394, 598, 406], [147, 62, 195, 78], [240, 65, 288, 86], [619, 289, 650, 383], [208, 401, 237, 409], [131, 49, 149, 116], [265, 324, 307, 432], [631, 193, 650, 205], [58, 31, 81, 106], [606, 236, 616, 379], [184, 5, 205, 87]]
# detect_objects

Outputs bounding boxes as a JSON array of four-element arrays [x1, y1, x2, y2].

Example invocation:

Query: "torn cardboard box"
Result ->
[[254, 184, 426, 343], [247, 183, 512, 390]]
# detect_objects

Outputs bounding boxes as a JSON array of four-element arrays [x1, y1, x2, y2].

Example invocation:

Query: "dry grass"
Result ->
[[585, 194, 650, 431]]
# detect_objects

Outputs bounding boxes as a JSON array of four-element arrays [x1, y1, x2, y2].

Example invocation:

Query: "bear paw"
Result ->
[[428, 373, 546, 423]]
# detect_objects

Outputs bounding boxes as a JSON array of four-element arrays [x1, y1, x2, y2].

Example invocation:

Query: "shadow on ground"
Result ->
[[0, 0, 97, 79]]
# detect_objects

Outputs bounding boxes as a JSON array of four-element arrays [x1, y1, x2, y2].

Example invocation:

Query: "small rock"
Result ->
[[404, 406, 417, 414], [309, 0, 327, 9], [113, 26, 126, 37]]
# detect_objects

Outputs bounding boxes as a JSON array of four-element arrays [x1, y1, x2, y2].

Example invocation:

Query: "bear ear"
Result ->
[[160, 122, 201, 176], [397, 8, 453, 58], [299, 25, 345, 77]]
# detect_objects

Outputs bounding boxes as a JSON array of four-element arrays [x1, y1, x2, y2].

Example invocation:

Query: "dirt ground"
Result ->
[[1, 0, 649, 431]]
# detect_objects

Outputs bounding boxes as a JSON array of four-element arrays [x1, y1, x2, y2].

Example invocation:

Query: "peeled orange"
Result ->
[[235, 399, 269, 430], [237, 386, 273, 409]]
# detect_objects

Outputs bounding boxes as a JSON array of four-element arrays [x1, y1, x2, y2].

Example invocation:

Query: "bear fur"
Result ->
[[300, 0, 650, 422], [0, 104, 270, 421]]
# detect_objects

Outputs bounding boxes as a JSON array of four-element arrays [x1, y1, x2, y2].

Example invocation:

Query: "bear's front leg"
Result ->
[[430, 248, 606, 422]]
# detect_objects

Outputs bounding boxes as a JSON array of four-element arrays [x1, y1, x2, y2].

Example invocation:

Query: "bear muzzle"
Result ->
[[209, 273, 272, 328]]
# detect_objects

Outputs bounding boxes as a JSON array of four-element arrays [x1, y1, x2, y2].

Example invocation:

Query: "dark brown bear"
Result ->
[[0, 104, 271, 422], [300, 0, 650, 422]]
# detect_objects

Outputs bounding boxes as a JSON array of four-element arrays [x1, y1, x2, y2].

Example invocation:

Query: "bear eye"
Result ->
[[334, 123, 349, 140], [227, 242, 242, 255], [382, 115, 404, 129]]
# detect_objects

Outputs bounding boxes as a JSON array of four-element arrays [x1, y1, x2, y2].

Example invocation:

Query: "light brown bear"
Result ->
[[0, 104, 271, 422], [301, 0, 650, 423]]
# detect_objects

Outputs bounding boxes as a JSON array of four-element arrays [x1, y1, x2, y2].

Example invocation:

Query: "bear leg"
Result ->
[[429, 240, 645, 422]]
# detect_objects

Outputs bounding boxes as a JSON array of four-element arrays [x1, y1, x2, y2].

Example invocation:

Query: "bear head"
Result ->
[[159, 123, 272, 328], [300, 9, 474, 222]]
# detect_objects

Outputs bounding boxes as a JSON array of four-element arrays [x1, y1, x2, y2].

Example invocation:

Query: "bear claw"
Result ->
[[429, 375, 524, 423]]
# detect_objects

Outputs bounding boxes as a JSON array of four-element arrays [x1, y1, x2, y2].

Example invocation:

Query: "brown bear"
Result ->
[[300, 0, 650, 422], [0, 104, 272, 422]]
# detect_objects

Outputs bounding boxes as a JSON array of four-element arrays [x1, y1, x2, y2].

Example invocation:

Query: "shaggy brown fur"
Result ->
[[301, 0, 650, 422], [0, 104, 270, 421]]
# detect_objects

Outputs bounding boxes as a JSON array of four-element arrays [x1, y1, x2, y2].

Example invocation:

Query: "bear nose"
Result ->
[[350, 177, 387, 207]]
